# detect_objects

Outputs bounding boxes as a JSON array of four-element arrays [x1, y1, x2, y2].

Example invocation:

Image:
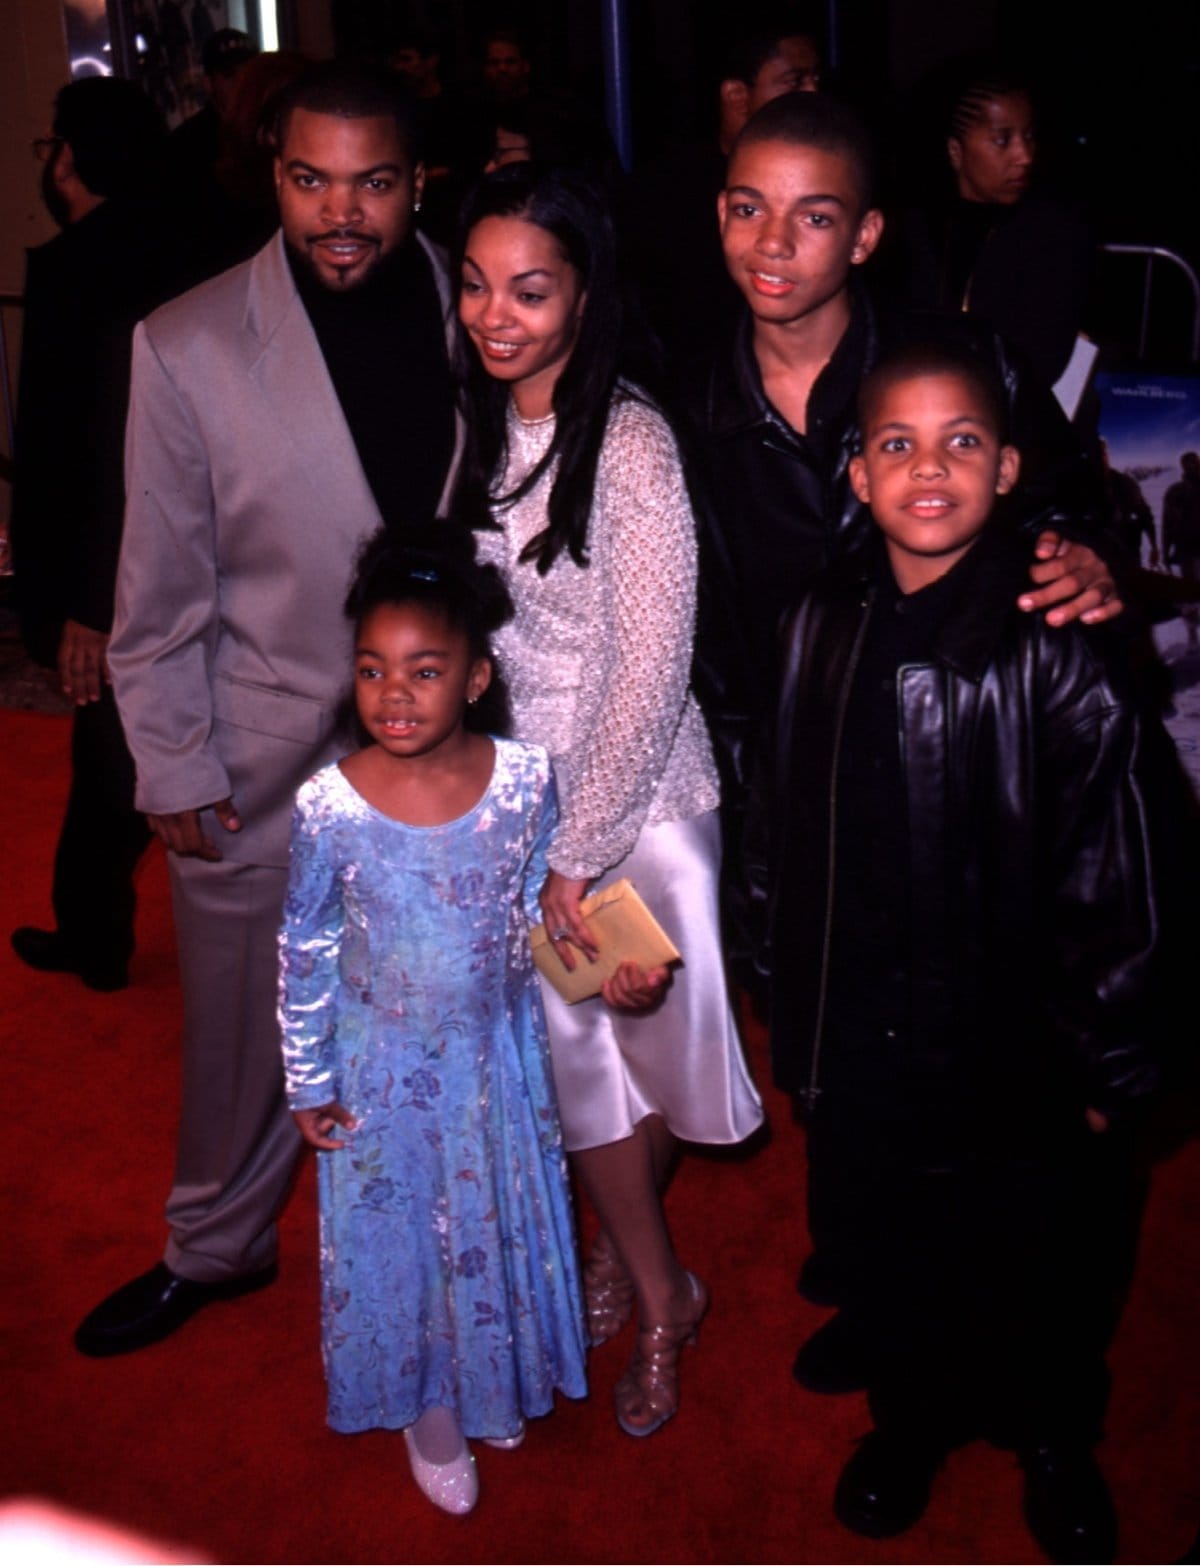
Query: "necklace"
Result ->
[[511, 405, 556, 428]]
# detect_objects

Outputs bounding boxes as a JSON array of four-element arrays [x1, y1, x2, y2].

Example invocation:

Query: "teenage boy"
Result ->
[[745, 340, 1184, 1564]]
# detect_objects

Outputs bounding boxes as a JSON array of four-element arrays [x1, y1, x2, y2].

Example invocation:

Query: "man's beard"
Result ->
[[287, 229, 385, 291]]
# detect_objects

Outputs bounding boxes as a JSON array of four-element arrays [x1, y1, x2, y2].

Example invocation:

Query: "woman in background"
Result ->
[[897, 65, 1093, 389]]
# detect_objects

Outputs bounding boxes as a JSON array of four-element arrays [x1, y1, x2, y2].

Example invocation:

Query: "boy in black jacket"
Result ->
[[747, 340, 1188, 1564]]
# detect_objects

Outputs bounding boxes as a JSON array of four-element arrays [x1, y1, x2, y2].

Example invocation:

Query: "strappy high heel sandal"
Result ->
[[584, 1233, 635, 1347], [614, 1271, 708, 1438]]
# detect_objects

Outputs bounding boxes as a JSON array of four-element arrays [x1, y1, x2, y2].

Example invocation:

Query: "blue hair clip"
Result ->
[[409, 567, 440, 582]]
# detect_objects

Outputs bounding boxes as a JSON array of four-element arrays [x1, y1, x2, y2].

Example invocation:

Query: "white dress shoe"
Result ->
[[403, 1427, 479, 1515]]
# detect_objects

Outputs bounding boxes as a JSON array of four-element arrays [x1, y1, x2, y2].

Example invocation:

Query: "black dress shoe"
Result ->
[[11, 926, 128, 992], [1020, 1444, 1118, 1564], [834, 1429, 946, 1539], [792, 1312, 868, 1394], [74, 1261, 278, 1357]]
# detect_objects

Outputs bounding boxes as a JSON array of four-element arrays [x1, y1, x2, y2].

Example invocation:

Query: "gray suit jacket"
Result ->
[[109, 230, 458, 867]]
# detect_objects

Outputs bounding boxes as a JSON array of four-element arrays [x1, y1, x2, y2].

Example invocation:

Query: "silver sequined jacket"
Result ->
[[477, 392, 720, 882]]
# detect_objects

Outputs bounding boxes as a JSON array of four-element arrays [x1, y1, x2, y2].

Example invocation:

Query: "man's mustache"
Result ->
[[306, 229, 381, 246]]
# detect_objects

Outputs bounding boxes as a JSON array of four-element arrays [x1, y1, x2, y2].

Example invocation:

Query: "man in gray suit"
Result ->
[[75, 61, 458, 1355]]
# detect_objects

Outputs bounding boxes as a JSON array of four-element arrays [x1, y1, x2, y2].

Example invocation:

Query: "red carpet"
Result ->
[[2, 706, 1197, 1564]]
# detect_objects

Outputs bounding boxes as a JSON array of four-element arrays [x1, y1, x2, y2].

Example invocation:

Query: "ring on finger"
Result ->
[[551, 927, 571, 942]]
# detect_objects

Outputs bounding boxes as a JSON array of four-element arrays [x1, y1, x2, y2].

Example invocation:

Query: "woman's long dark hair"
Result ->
[[453, 162, 632, 574]]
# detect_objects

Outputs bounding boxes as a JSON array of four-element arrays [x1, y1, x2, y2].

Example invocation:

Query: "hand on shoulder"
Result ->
[[1017, 531, 1123, 626]]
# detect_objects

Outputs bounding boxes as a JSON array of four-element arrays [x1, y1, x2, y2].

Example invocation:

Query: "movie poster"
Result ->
[[1096, 371, 1200, 785]]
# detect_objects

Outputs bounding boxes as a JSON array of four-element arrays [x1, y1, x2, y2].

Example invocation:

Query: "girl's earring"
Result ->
[[413, 199, 423, 213], [467, 695, 479, 706]]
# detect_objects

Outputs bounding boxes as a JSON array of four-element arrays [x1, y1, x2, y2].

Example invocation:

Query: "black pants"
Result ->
[[806, 1097, 1137, 1449], [50, 688, 152, 971]]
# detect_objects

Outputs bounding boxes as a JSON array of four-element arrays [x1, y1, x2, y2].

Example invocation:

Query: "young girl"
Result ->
[[454, 163, 763, 1438], [277, 525, 587, 1516]]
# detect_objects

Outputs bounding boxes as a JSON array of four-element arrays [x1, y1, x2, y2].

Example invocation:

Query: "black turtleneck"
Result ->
[[289, 239, 455, 529]]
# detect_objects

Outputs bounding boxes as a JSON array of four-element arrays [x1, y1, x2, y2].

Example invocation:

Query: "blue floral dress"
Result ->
[[278, 739, 587, 1438]]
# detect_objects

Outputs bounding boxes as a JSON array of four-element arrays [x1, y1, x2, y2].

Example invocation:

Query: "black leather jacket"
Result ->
[[745, 530, 1179, 1120]]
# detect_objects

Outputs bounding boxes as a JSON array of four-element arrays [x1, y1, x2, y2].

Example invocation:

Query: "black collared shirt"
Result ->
[[795, 288, 872, 473], [686, 286, 875, 703]]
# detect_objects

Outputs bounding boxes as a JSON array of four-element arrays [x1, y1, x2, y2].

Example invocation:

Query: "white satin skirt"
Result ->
[[538, 811, 765, 1153]]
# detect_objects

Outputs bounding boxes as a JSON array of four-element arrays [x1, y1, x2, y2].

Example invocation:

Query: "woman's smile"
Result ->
[[459, 214, 586, 420]]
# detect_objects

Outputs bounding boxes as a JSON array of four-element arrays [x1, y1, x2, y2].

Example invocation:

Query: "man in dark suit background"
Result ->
[[9, 77, 189, 991]]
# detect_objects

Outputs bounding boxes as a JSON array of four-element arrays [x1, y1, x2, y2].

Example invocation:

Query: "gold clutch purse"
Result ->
[[529, 878, 681, 1004]]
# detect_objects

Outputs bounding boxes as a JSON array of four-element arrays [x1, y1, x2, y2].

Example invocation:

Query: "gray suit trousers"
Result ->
[[164, 854, 301, 1281]]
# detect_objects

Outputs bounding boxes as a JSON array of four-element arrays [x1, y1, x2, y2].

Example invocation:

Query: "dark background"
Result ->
[[323, 0, 1200, 368], [327, 0, 1198, 240]]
